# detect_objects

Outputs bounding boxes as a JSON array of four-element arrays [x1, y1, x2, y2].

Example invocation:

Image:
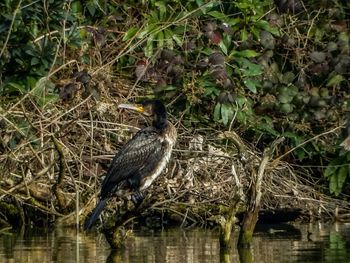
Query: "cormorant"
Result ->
[[84, 99, 177, 230]]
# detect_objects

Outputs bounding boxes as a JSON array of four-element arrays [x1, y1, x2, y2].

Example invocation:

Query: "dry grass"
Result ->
[[1, 71, 349, 228]]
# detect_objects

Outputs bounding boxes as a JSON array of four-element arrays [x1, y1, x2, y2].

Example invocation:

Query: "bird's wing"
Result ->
[[100, 127, 165, 198]]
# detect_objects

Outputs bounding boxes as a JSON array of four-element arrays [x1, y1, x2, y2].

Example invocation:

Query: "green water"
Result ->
[[1, 223, 350, 262]]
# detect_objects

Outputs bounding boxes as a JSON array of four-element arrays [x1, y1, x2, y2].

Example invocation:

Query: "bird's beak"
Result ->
[[118, 103, 144, 113]]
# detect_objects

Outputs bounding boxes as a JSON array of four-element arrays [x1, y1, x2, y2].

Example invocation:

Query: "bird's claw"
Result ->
[[131, 192, 144, 207]]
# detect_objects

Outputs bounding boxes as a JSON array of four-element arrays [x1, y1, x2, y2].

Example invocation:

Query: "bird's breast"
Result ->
[[139, 124, 176, 191], [139, 143, 172, 191]]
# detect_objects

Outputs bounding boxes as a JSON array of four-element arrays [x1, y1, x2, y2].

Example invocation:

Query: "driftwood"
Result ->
[[238, 137, 285, 248]]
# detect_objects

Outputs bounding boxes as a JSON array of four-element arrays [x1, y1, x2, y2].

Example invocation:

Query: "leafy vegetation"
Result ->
[[1, 0, 350, 198]]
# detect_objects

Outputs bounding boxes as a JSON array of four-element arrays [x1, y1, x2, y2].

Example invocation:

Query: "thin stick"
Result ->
[[0, 0, 23, 58]]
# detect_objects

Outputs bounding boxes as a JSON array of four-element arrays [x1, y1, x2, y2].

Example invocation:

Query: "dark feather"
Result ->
[[100, 126, 166, 198], [84, 199, 107, 230]]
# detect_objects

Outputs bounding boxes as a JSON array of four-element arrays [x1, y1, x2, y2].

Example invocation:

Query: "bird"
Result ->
[[84, 99, 177, 230]]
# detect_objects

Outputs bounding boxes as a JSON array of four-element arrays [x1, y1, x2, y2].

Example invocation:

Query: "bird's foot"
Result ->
[[131, 191, 144, 207]]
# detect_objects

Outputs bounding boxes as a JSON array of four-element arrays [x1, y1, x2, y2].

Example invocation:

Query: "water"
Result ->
[[1, 223, 350, 263]]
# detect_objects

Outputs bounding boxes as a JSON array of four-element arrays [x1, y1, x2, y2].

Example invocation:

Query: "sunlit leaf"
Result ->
[[172, 34, 183, 47], [326, 74, 344, 87], [164, 29, 174, 49], [240, 28, 248, 41], [31, 77, 48, 98], [208, 11, 227, 20], [144, 36, 154, 58], [123, 27, 138, 41], [244, 78, 257, 93], [218, 41, 228, 55], [241, 60, 262, 76], [157, 31, 164, 48], [230, 49, 259, 58], [155, 2, 166, 19]]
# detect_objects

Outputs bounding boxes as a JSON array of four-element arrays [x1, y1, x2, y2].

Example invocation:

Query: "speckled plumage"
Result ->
[[84, 100, 176, 230], [101, 123, 176, 197]]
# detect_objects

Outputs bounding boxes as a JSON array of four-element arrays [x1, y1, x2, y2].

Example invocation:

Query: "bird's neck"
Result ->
[[153, 114, 168, 130]]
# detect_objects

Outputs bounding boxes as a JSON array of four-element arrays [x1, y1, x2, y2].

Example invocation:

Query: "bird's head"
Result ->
[[118, 100, 167, 129]]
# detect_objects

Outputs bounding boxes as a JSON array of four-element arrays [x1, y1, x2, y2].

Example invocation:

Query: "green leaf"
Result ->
[[163, 85, 177, 91], [7, 82, 26, 94], [138, 24, 156, 39], [172, 34, 183, 47], [71, 1, 83, 13], [156, 31, 164, 48], [329, 165, 348, 196], [155, 2, 166, 19], [208, 11, 226, 20], [122, 27, 138, 41], [31, 77, 47, 98], [227, 18, 241, 26], [204, 85, 220, 97], [164, 29, 174, 49], [230, 49, 259, 58], [294, 148, 306, 160], [255, 20, 280, 36], [214, 103, 221, 121], [31, 57, 39, 66], [337, 166, 348, 193], [218, 41, 228, 55], [243, 78, 257, 93], [324, 164, 338, 178], [221, 103, 232, 125], [329, 173, 337, 194], [144, 34, 154, 57], [241, 61, 262, 76], [240, 28, 248, 41], [326, 74, 344, 87]]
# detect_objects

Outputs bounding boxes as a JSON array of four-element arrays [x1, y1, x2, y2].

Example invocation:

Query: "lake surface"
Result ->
[[1, 223, 350, 263]]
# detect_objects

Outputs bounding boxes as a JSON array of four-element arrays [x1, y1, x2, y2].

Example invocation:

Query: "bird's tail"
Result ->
[[84, 198, 107, 230]]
